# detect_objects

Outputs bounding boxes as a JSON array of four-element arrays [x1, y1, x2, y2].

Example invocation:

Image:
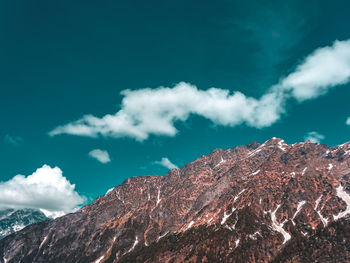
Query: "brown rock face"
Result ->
[[2, 138, 350, 262]]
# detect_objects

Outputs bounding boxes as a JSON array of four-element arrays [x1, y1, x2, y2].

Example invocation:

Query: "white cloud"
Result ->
[[49, 39, 350, 141], [155, 157, 178, 170], [0, 165, 86, 218], [280, 39, 350, 101], [4, 135, 23, 146], [88, 149, 111, 163], [304, 131, 325, 144], [346, 117, 350, 125]]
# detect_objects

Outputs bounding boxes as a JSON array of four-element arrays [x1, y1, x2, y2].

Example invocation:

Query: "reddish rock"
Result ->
[[2, 138, 350, 262]]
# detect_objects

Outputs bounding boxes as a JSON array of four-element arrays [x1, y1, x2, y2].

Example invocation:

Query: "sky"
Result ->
[[1, 0, 350, 217]]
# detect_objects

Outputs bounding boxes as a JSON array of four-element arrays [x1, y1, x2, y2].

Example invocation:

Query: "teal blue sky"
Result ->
[[1, 0, 350, 211]]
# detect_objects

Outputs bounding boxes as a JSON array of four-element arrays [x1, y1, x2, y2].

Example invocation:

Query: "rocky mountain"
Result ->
[[0, 209, 49, 240], [2, 138, 350, 262]]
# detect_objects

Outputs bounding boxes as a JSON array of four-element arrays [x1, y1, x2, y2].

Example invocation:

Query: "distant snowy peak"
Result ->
[[0, 208, 49, 240]]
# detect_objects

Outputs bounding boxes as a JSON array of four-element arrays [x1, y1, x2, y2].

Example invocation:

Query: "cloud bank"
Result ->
[[0, 165, 86, 218], [304, 131, 325, 144], [155, 157, 178, 170], [50, 39, 350, 141], [88, 149, 111, 164]]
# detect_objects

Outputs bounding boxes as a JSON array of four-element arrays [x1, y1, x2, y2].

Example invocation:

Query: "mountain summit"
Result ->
[[2, 138, 350, 262]]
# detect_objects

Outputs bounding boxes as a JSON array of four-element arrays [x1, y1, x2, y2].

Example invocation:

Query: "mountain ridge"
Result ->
[[2, 138, 350, 262]]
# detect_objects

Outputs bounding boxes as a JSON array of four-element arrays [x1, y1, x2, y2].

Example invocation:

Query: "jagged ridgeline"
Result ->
[[2, 138, 350, 262]]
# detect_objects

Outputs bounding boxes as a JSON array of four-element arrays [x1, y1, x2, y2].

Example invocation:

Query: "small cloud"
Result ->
[[88, 149, 111, 164], [280, 39, 350, 101], [4, 135, 23, 146], [155, 157, 178, 170], [346, 117, 350, 125], [0, 165, 86, 218], [304, 131, 325, 144]]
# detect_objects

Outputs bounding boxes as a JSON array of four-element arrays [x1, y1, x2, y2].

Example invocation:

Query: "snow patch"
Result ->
[[234, 188, 246, 202], [158, 231, 169, 241], [224, 225, 233, 231], [214, 156, 226, 168], [249, 231, 261, 240], [328, 163, 334, 170], [125, 236, 139, 254], [250, 170, 260, 176], [12, 224, 25, 232], [247, 149, 262, 158], [115, 190, 124, 204], [186, 221, 194, 230], [105, 188, 113, 195], [221, 189, 245, 226], [235, 239, 240, 247], [334, 184, 350, 220], [221, 212, 231, 225], [314, 195, 328, 226], [221, 207, 236, 225], [292, 200, 306, 225], [271, 205, 291, 244], [156, 188, 161, 206], [0, 210, 15, 220], [317, 210, 328, 226], [39, 235, 48, 249], [315, 195, 322, 210], [277, 140, 287, 151], [95, 255, 105, 263], [302, 167, 307, 176]]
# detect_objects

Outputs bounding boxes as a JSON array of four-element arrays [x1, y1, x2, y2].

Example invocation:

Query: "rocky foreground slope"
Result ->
[[2, 138, 350, 262]]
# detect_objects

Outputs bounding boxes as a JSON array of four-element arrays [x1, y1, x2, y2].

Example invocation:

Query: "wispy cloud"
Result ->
[[346, 117, 350, 125], [4, 135, 23, 146], [0, 165, 86, 218], [304, 131, 325, 143], [49, 39, 350, 141], [88, 149, 111, 164], [155, 157, 178, 170]]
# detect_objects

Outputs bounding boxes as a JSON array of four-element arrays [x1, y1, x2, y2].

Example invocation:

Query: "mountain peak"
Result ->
[[2, 139, 350, 262], [0, 209, 49, 240]]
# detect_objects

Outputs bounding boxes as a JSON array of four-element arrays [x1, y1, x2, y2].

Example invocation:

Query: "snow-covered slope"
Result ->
[[0, 209, 49, 240]]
